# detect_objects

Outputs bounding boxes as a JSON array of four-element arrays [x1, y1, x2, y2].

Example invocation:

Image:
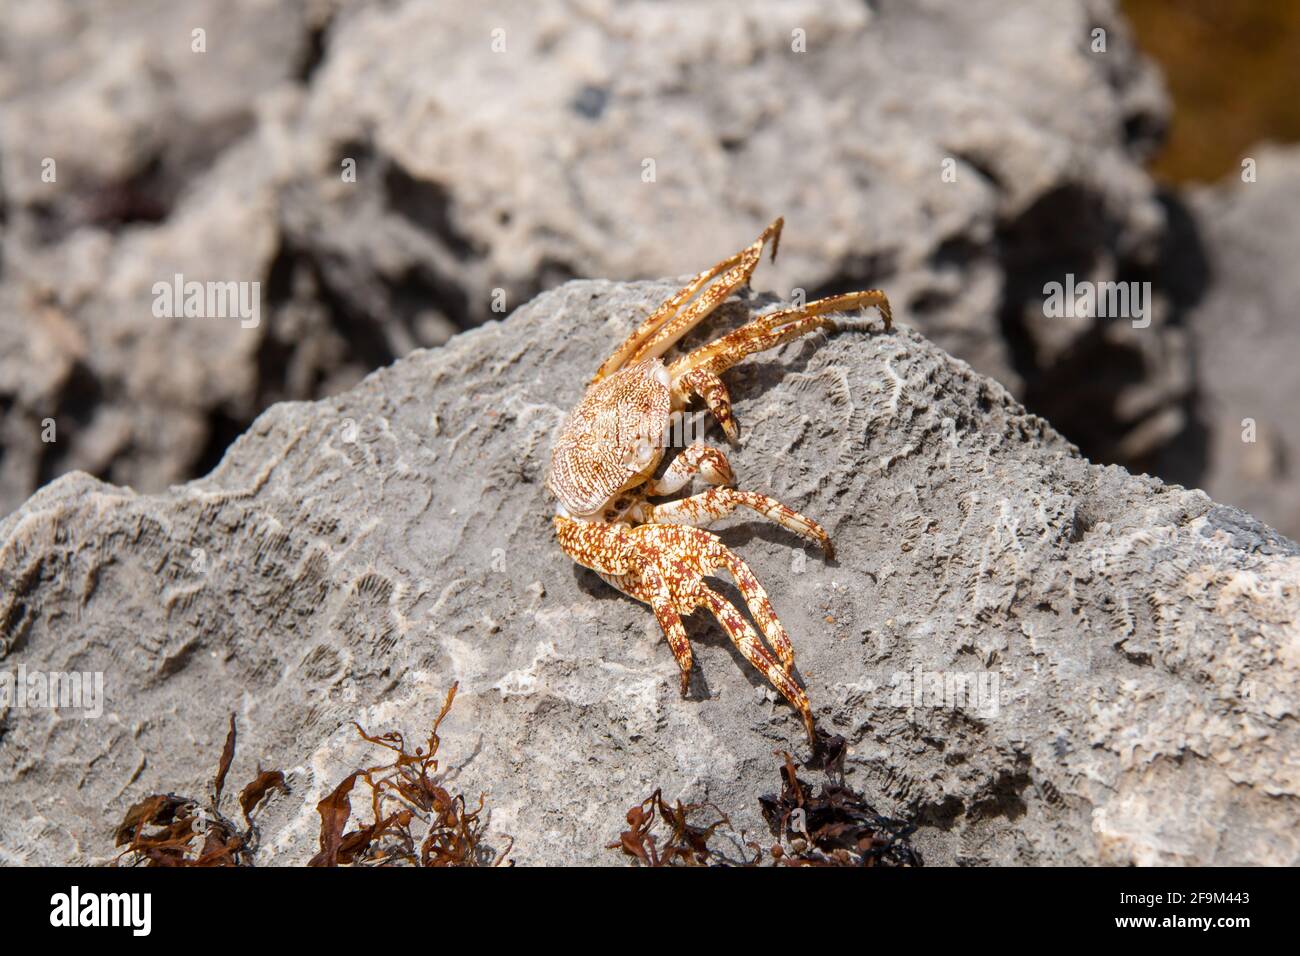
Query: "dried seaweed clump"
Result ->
[[611, 735, 922, 867], [113, 715, 287, 866], [760, 739, 922, 866], [309, 683, 512, 867], [609, 789, 760, 866]]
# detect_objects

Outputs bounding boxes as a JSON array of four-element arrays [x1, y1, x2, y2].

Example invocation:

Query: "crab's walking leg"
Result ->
[[554, 514, 633, 573], [555, 516, 816, 743], [644, 486, 834, 558], [596, 566, 699, 691], [698, 585, 814, 743], [593, 218, 784, 382], [714, 542, 798, 672], [675, 368, 739, 442], [664, 289, 891, 438], [669, 290, 892, 383], [555, 516, 699, 697], [640, 565, 695, 696], [642, 442, 735, 496]]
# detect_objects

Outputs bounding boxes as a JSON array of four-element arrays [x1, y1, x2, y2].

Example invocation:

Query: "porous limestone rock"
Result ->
[[1, 280, 1295, 865]]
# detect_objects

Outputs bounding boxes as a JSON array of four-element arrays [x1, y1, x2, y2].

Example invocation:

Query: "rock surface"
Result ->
[[2, 280, 1297, 865], [1161, 145, 1300, 540], [1, 0, 1190, 519]]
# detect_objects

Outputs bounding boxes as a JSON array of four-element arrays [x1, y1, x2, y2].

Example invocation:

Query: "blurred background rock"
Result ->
[[0, 0, 1296, 537]]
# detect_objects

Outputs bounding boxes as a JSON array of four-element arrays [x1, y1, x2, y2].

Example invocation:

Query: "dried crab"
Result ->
[[546, 218, 891, 743]]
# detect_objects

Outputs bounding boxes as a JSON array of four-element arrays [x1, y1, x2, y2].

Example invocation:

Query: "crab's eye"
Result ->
[[622, 437, 655, 469]]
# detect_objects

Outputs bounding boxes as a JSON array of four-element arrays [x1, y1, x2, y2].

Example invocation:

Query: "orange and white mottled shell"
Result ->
[[546, 359, 673, 517]]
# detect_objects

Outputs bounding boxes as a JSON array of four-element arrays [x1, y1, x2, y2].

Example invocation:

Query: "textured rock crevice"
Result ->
[[1, 280, 1296, 865]]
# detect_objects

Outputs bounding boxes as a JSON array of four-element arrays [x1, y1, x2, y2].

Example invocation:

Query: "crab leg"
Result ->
[[697, 585, 814, 743], [675, 368, 739, 442], [641, 565, 695, 696], [555, 515, 816, 741], [593, 217, 783, 382], [668, 289, 892, 382], [641, 442, 735, 496], [714, 543, 799, 673], [662, 289, 891, 439], [643, 487, 833, 558]]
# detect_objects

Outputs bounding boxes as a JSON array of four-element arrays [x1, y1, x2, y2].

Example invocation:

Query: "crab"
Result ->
[[546, 217, 891, 744]]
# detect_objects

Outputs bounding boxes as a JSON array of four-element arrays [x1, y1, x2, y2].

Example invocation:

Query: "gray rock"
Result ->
[[0, 0, 357, 518], [1, 0, 1189, 523], [2, 279, 1296, 865], [1162, 145, 1300, 540]]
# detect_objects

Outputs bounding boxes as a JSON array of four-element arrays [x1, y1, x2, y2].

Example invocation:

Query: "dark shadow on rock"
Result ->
[[34, 358, 104, 488], [718, 522, 838, 566], [570, 564, 625, 602], [1148, 189, 1214, 488], [994, 184, 1213, 485]]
